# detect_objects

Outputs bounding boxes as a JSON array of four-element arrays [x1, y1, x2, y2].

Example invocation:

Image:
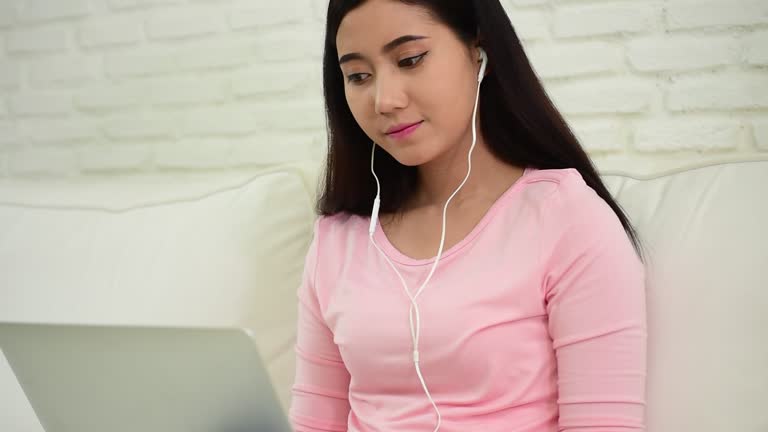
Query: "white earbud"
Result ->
[[477, 47, 488, 83], [367, 44, 487, 432]]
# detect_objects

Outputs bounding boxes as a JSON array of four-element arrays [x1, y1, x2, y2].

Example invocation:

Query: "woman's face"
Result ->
[[336, 0, 482, 167]]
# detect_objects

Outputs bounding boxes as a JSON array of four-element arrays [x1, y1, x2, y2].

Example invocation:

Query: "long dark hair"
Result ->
[[318, 0, 644, 260]]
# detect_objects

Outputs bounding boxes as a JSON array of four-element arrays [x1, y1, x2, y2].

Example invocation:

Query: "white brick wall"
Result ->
[[666, 0, 768, 30], [512, 0, 768, 169], [0, 0, 765, 179], [553, 3, 662, 38], [668, 73, 768, 111]]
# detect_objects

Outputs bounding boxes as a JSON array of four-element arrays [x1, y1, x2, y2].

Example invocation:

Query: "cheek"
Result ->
[[419, 64, 475, 128], [345, 89, 376, 133], [423, 83, 472, 136]]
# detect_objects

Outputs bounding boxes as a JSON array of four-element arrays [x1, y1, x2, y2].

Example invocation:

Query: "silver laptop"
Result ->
[[0, 322, 293, 432]]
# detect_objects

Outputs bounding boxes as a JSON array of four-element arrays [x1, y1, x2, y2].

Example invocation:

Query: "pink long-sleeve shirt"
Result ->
[[290, 166, 647, 432]]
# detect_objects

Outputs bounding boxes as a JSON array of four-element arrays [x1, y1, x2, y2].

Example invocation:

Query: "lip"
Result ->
[[385, 121, 423, 139]]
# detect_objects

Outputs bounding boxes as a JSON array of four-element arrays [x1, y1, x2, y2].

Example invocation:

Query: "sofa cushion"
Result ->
[[0, 162, 320, 410], [602, 159, 768, 432]]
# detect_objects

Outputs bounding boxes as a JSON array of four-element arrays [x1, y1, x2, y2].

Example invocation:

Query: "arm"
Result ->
[[543, 174, 647, 431], [289, 218, 352, 432]]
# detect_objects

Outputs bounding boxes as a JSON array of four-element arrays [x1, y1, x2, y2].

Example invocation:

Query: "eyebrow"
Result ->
[[338, 35, 429, 65]]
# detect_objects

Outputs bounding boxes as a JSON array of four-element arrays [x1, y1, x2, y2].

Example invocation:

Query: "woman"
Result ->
[[290, 0, 647, 431]]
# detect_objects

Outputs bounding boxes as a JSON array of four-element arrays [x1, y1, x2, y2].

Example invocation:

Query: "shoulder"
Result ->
[[528, 168, 639, 270], [515, 167, 608, 224], [523, 166, 590, 195], [523, 167, 632, 265], [309, 212, 369, 268], [313, 212, 366, 242], [306, 213, 354, 262], [524, 167, 613, 224], [307, 212, 370, 302]]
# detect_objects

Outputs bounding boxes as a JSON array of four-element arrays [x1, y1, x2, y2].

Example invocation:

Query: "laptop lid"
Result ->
[[0, 322, 292, 432]]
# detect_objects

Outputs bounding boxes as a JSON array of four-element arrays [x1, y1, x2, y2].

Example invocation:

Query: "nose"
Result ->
[[374, 73, 408, 115]]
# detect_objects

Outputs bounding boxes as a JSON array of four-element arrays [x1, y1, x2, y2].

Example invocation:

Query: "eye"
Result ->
[[347, 72, 371, 85], [398, 51, 429, 68]]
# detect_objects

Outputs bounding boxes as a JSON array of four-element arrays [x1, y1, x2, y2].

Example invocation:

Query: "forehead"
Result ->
[[336, 0, 440, 53]]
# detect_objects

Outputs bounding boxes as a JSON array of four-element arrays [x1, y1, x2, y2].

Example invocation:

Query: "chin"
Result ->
[[388, 147, 436, 167], [395, 159, 423, 167], [380, 136, 440, 167]]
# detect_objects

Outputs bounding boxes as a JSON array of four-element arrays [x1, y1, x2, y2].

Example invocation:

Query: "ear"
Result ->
[[475, 44, 489, 80], [472, 34, 486, 63]]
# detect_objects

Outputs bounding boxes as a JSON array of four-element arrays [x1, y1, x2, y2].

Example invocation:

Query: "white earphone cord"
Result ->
[[368, 51, 486, 432]]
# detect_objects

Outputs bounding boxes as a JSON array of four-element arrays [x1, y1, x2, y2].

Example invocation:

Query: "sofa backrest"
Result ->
[[0, 161, 322, 413], [1, 158, 766, 431], [602, 159, 768, 432]]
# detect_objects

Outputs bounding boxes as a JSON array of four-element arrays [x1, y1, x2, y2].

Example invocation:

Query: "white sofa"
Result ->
[[1, 157, 766, 432]]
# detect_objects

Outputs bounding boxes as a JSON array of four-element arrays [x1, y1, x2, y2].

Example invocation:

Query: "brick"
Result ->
[[19, 118, 98, 145], [79, 15, 143, 47], [0, 152, 8, 177], [506, 0, 548, 6], [110, 0, 135, 8], [102, 113, 177, 139], [0, 2, 17, 28], [666, 0, 768, 30], [154, 139, 233, 169], [256, 27, 325, 61], [230, 134, 313, 166], [6, 26, 70, 53], [182, 106, 260, 136], [668, 73, 768, 111], [547, 78, 655, 115], [9, 148, 78, 176], [79, 144, 152, 172], [553, 4, 659, 38], [75, 85, 142, 111], [527, 42, 622, 79], [628, 35, 738, 72], [109, 0, 183, 10], [0, 62, 21, 90], [229, 0, 312, 29], [146, 8, 224, 40], [0, 121, 21, 146], [570, 120, 627, 153], [28, 55, 101, 86], [10, 92, 73, 116], [250, 100, 325, 131], [104, 47, 178, 77], [141, 78, 229, 106], [231, 63, 315, 96], [173, 41, 252, 71], [105, 42, 255, 77], [745, 30, 768, 66], [507, 9, 549, 41], [312, 0, 326, 23], [18, 0, 91, 23], [754, 120, 768, 151], [634, 120, 742, 152]]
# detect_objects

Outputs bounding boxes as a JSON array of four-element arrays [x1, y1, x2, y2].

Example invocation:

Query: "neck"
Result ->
[[409, 131, 524, 210]]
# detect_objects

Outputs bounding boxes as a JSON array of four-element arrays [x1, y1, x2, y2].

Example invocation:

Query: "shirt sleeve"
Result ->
[[289, 217, 352, 432], [542, 171, 648, 431]]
